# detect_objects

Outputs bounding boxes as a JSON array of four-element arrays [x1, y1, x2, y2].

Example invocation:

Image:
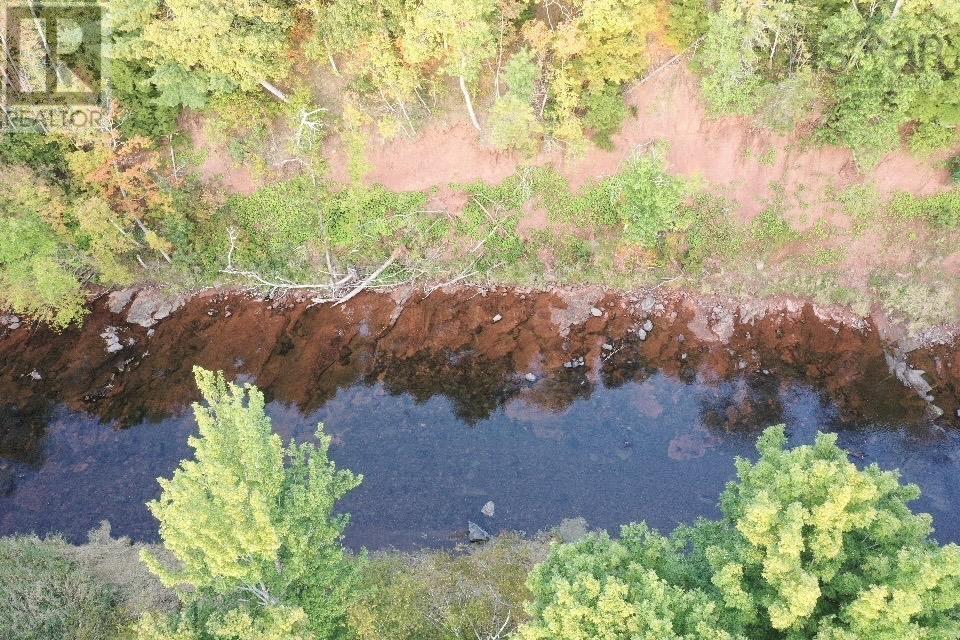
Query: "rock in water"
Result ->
[[481, 501, 495, 517], [468, 521, 490, 543]]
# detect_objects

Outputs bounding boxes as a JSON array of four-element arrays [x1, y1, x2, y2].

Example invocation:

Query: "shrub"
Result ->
[[889, 191, 960, 229], [0, 170, 87, 328], [502, 49, 539, 105], [950, 156, 960, 184], [517, 426, 960, 640], [582, 84, 630, 150], [489, 94, 543, 155], [750, 207, 798, 247], [350, 534, 545, 640], [222, 177, 327, 278], [0, 536, 128, 640]]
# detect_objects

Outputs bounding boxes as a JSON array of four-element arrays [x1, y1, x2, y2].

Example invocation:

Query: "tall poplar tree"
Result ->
[[140, 368, 363, 638]]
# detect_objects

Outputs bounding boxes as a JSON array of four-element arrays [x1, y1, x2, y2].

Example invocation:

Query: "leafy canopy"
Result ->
[[112, 0, 293, 108], [141, 367, 362, 639], [518, 425, 960, 639]]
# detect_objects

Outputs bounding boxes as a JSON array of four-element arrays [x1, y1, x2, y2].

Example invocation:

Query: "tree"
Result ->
[[0, 167, 86, 328], [111, 0, 293, 107], [522, 0, 656, 149], [141, 367, 363, 638], [304, 0, 423, 135], [403, 0, 501, 130], [694, 0, 960, 160], [517, 426, 960, 639]]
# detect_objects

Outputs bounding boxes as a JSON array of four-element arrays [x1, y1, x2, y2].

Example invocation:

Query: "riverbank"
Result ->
[[4, 285, 958, 432]]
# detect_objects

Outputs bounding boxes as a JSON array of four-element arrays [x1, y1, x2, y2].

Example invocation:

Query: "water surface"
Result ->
[[1, 291, 957, 549]]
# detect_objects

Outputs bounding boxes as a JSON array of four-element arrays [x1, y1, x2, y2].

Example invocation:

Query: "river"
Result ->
[[1, 288, 958, 549]]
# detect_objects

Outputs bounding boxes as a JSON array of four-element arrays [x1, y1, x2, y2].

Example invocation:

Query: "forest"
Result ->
[[1, 0, 959, 329]]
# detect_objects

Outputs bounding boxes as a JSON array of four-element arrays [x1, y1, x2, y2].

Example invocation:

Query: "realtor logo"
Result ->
[[2, 0, 108, 131]]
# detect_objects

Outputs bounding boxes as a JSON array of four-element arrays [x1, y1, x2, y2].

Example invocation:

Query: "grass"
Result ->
[[0, 536, 129, 640]]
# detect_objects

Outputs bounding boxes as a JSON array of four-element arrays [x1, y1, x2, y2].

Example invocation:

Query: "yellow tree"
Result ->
[[403, 0, 501, 130], [141, 368, 363, 638], [112, 0, 293, 106]]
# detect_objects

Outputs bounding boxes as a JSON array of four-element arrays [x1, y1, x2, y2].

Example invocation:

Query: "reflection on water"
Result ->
[[1, 290, 958, 549], [2, 371, 958, 550]]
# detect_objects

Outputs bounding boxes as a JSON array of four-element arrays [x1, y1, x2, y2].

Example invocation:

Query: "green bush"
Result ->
[[0, 133, 71, 179], [350, 534, 544, 640], [667, 0, 710, 49], [111, 60, 180, 139], [0, 536, 128, 640], [950, 156, 960, 184], [889, 191, 960, 229], [503, 49, 539, 105], [582, 84, 630, 150], [0, 180, 87, 329], [222, 177, 327, 278], [517, 426, 960, 640], [750, 207, 798, 247], [489, 95, 543, 155]]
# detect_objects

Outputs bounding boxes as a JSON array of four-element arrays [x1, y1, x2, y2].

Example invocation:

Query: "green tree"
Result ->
[[141, 368, 362, 638], [111, 0, 293, 108], [517, 426, 960, 639], [403, 0, 501, 130], [0, 168, 86, 329], [527, 0, 656, 148], [304, 0, 422, 133]]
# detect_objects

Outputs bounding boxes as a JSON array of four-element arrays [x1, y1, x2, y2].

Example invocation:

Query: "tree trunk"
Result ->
[[891, 0, 904, 18], [259, 79, 289, 103], [459, 75, 481, 131]]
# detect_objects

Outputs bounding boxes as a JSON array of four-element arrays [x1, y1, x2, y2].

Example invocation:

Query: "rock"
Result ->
[[492, 314, 503, 323], [602, 343, 613, 351], [524, 373, 537, 382], [885, 353, 934, 396], [640, 297, 655, 312], [107, 288, 137, 314], [589, 307, 603, 317], [481, 501, 495, 517], [126, 289, 186, 328], [643, 319, 653, 332], [554, 517, 589, 543], [0, 314, 19, 327], [637, 329, 647, 340], [468, 521, 490, 543], [680, 353, 687, 361], [100, 326, 124, 354], [29, 370, 41, 380]]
